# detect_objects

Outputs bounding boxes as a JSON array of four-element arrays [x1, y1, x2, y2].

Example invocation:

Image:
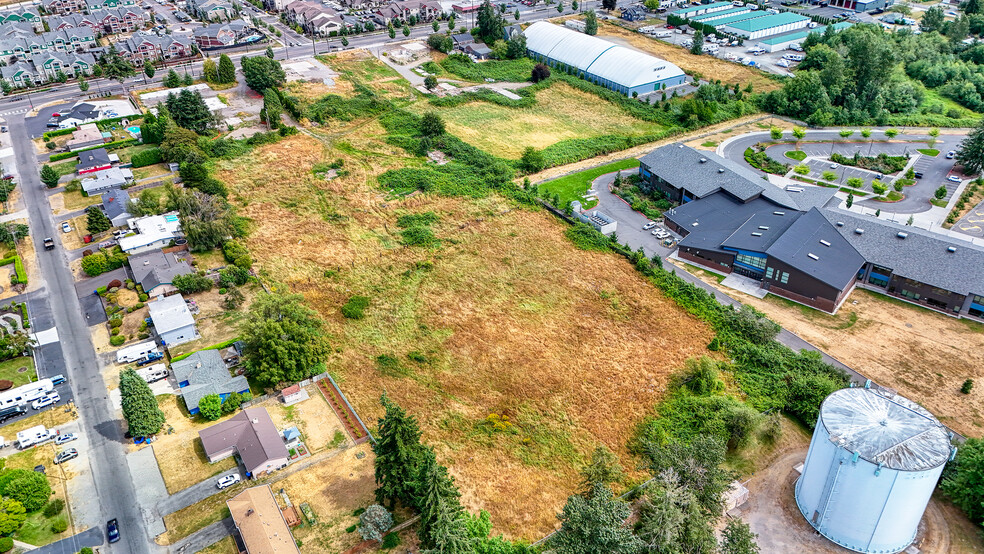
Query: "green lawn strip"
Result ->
[[917, 148, 939, 157], [931, 198, 948, 207], [0, 356, 36, 387], [50, 160, 77, 178], [784, 150, 807, 161], [537, 158, 640, 208], [169, 337, 240, 363]]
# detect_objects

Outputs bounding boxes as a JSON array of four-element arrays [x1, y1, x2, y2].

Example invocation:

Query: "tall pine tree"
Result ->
[[415, 447, 464, 548], [120, 368, 166, 438], [957, 118, 984, 175], [422, 498, 474, 554], [550, 483, 643, 554], [372, 393, 424, 510], [218, 54, 236, 84]]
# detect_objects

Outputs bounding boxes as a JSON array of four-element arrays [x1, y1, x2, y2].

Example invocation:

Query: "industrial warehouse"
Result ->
[[643, 144, 984, 317], [523, 21, 686, 97]]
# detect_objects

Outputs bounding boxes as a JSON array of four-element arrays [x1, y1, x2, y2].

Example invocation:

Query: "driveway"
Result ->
[[24, 102, 73, 139], [29, 527, 104, 554], [169, 517, 236, 554], [157, 469, 240, 516]]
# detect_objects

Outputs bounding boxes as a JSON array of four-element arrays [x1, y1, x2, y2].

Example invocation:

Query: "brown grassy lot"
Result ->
[[48, 191, 101, 215], [165, 284, 259, 359], [270, 384, 348, 454], [199, 536, 237, 554], [149, 395, 238, 494], [214, 132, 714, 539], [596, 22, 782, 93], [678, 261, 984, 437]]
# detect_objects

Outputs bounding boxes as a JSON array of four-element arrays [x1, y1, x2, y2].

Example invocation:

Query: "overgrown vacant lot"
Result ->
[[215, 133, 715, 538], [408, 83, 665, 158], [597, 22, 782, 93]]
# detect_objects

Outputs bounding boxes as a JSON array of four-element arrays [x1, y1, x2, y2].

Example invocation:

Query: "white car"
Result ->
[[32, 393, 59, 410], [946, 150, 956, 159], [55, 433, 77, 445], [948, 175, 961, 183], [643, 221, 657, 230], [829, 163, 839, 169], [61, 222, 71, 233], [216, 473, 241, 489]]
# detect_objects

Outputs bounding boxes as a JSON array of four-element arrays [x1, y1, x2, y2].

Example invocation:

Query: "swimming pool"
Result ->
[[126, 125, 141, 135]]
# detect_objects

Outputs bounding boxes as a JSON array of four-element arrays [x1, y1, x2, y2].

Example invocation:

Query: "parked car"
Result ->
[[914, 171, 924, 179], [948, 175, 961, 182], [217, 473, 241, 489], [61, 222, 71, 233], [829, 163, 839, 169], [32, 393, 59, 410], [55, 433, 77, 445], [946, 150, 956, 159], [54, 448, 78, 464], [643, 221, 657, 230], [107, 519, 120, 543]]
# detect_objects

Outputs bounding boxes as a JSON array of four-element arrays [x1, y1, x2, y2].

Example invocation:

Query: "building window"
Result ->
[[900, 289, 920, 301], [734, 252, 767, 270], [765, 267, 773, 279], [780, 271, 789, 284]]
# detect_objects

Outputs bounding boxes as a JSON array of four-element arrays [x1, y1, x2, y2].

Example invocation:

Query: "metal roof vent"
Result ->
[[699, 157, 707, 163], [836, 221, 844, 227], [773, 211, 785, 216], [751, 232, 763, 237], [808, 253, 820, 260], [692, 222, 699, 227], [718, 168, 725, 173], [947, 246, 957, 253], [897, 232, 908, 239], [855, 228, 864, 235], [787, 186, 804, 192], [820, 239, 831, 247], [758, 226, 769, 230]]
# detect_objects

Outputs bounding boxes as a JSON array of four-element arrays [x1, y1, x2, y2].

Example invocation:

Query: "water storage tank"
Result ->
[[795, 387, 953, 554]]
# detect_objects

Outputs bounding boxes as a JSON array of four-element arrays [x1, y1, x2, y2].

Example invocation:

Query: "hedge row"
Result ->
[[41, 127, 75, 141], [50, 138, 139, 161], [130, 147, 162, 168], [169, 337, 241, 363], [42, 114, 145, 140], [0, 256, 26, 285]]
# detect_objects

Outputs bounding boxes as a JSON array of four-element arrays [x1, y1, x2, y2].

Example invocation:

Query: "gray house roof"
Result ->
[[147, 293, 196, 334], [100, 188, 129, 220], [821, 208, 984, 297], [640, 143, 801, 209], [172, 349, 249, 410], [720, 210, 800, 253], [766, 208, 865, 290], [128, 248, 193, 293], [199, 408, 289, 475], [667, 193, 800, 253]]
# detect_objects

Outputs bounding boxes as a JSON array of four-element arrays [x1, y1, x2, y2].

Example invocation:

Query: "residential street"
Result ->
[[8, 114, 149, 553]]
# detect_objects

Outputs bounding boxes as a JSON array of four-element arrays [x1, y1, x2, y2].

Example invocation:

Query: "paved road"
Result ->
[[31, 527, 104, 554], [719, 129, 967, 214], [156, 469, 240, 517], [9, 114, 149, 553], [169, 517, 236, 554]]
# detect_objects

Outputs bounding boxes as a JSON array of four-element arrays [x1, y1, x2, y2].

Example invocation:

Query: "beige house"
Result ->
[[227, 485, 301, 554]]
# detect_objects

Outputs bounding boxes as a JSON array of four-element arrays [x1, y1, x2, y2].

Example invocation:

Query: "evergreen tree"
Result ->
[[967, 0, 983, 15], [921, 5, 944, 33], [263, 87, 282, 128], [85, 206, 111, 234], [416, 448, 464, 548], [423, 498, 474, 554], [550, 483, 642, 554], [166, 89, 215, 134], [144, 60, 155, 79], [584, 10, 597, 35], [218, 54, 236, 83], [691, 29, 704, 55], [721, 518, 760, 554], [78, 78, 89, 92], [98, 45, 134, 82], [957, 118, 984, 174], [120, 368, 166, 438], [202, 58, 218, 82], [163, 69, 181, 88], [578, 445, 624, 493], [372, 393, 424, 510], [477, 0, 504, 44], [183, 72, 193, 86], [39, 165, 59, 188], [265, 46, 275, 59]]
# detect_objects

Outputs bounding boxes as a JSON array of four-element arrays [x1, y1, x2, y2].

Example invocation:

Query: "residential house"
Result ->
[[373, 0, 441, 25], [187, 0, 234, 21], [621, 6, 647, 20], [340, 0, 383, 8], [451, 31, 472, 50], [52, 102, 101, 127], [80, 167, 133, 194], [284, 1, 342, 35], [192, 20, 262, 49], [90, 6, 145, 33], [41, 0, 88, 16], [0, 10, 42, 32], [0, 28, 96, 67], [118, 34, 192, 62], [172, 349, 250, 414], [147, 293, 199, 347], [76, 147, 112, 175], [66, 123, 106, 151], [0, 21, 38, 40], [0, 62, 38, 87], [226, 485, 301, 554], [30, 51, 95, 80], [47, 13, 102, 32], [43, 28, 98, 53], [199, 408, 290, 478], [464, 42, 490, 59], [127, 247, 194, 297], [100, 187, 131, 227], [87, 0, 137, 10], [118, 212, 183, 254]]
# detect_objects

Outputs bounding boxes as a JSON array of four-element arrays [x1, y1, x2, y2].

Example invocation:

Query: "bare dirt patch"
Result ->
[[268, 384, 348, 454], [164, 284, 258, 359], [217, 133, 715, 539]]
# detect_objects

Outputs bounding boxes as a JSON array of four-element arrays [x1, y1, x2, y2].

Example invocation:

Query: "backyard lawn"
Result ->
[[49, 160, 77, 178], [131, 163, 171, 181], [537, 158, 641, 208], [0, 355, 35, 387]]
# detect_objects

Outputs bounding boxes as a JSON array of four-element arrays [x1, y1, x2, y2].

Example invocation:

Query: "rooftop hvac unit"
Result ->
[[751, 232, 762, 237], [947, 246, 957, 253], [758, 226, 769, 230], [819, 239, 831, 247], [836, 221, 844, 227], [855, 228, 864, 235], [807, 253, 819, 260], [773, 211, 785, 215], [897, 232, 908, 239], [718, 168, 725, 173], [699, 157, 707, 163], [795, 388, 952, 554]]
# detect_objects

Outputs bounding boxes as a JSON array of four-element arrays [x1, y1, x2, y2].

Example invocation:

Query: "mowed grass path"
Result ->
[[414, 83, 664, 159], [539, 158, 641, 208]]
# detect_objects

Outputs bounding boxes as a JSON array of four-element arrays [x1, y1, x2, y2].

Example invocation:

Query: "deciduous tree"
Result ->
[[241, 292, 329, 385], [420, 112, 445, 136], [957, 118, 984, 174], [144, 60, 155, 79], [198, 394, 222, 420], [120, 368, 166, 438], [241, 55, 285, 92], [585, 10, 598, 35], [202, 58, 218, 82], [721, 518, 760, 554], [0, 498, 25, 534]]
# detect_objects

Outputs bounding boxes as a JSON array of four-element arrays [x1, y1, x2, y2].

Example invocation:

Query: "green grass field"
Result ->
[[0, 356, 35, 387], [538, 158, 641, 208], [917, 148, 939, 157], [413, 83, 664, 159], [784, 150, 807, 161]]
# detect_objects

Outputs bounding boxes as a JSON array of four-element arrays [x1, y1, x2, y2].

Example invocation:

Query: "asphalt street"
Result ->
[[9, 114, 148, 553], [720, 129, 967, 213], [31, 527, 104, 554]]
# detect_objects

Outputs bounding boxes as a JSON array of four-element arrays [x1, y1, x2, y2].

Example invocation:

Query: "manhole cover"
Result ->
[[16, 367, 26, 373]]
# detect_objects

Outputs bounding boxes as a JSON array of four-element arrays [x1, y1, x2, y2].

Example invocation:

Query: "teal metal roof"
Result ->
[[757, 21, 852, 44], [725, 11, 809, 31], [710, 11, 767, 27], [672, 1, 732, 17], [691, 6, 749, 21]]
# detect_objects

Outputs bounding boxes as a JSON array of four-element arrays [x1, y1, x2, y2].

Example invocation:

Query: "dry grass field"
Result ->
[[150, 395, 238, 494], [215, 131, 715, 539], [596, 22, 782, 93], [408, 82, 665, 159]]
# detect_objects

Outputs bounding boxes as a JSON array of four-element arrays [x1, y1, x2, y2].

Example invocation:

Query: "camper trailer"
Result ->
[[137, 364, 169, 384], [16, 425, 53, 449], [116, 341, 161, 364]]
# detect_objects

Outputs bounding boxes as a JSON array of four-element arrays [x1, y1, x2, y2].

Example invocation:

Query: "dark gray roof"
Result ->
[[101, 188, 130, 220], [821, 208, 984, 297], [721, 210, 800, 253], [639, 143, 799, 209], [76, 147, 111, 170], [666, 193, 800, 253], [766, 208, 865, 290], [128, 248, 193, 293], [173, 349, 249, 411], [782, 184, 839, 211], [451, 32, 473, 43], [199, 408, 289, 474]]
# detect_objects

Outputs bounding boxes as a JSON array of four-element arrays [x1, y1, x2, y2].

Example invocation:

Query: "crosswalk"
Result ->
[[0, 108, 27, 116]]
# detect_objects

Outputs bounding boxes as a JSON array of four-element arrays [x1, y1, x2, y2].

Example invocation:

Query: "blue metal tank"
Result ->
[[795, 387, 953, 554]]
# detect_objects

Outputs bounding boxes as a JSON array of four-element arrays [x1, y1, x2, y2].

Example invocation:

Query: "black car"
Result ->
[[107, 519, 120, 543], [914, 171, 924, 179]]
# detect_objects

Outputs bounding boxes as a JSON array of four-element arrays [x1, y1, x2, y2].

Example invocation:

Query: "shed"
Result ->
[[281, 384, 309, 406], [282, 426, 301, 445]]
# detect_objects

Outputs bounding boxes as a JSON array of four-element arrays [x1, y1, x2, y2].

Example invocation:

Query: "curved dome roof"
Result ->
[[820, 387, 952, 472], [523, 22, 684, 88]]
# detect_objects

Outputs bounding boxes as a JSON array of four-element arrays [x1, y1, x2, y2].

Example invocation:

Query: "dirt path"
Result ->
[[742, 448, 980, 553]]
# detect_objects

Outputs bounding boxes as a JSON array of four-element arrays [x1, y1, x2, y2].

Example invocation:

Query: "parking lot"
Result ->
[[654, 26, 797, 76]]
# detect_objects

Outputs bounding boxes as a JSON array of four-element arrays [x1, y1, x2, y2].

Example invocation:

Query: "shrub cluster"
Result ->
[[130, 147, 163, 168], [80, 248, 127, 277], [341, 295, 370, 319]]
